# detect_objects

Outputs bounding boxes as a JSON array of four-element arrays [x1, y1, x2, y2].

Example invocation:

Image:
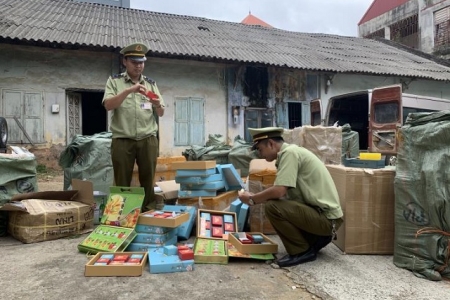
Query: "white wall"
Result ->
[[145, 58, 228, 156], [0, 44, 229, 156]]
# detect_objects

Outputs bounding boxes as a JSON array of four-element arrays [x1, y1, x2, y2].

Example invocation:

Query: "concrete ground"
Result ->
[[1, 174, 448, 300], [1, 232, 449, 300]]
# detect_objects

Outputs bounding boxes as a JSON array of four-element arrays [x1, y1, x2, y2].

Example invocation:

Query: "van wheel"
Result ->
[[385, 155, 397, 166], [0, 117, 8, 149]]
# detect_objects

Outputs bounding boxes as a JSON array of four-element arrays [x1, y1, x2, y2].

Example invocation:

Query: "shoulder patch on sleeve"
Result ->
[[144, 76, 155, 84], [112, 73, 124, 79]]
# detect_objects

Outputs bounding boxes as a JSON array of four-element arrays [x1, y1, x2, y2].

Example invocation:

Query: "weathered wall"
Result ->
[[0, 44, 229, 158], [358, 1, 418, 40], [358, 0, 450, 54], [145, 58, 228, 156]]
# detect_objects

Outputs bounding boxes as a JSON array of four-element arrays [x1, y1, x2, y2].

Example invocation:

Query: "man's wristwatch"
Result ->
[[249, 197, 255, 206]]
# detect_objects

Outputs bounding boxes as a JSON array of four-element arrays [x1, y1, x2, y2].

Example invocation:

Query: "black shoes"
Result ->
[[313, 235, 332, 254], [276, 235, 332, 267], [276, 248, 317, 267]]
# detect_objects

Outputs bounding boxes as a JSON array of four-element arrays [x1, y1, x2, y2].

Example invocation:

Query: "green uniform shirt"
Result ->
[[103, 72, 165, 140], [274, 143, 343, 219]]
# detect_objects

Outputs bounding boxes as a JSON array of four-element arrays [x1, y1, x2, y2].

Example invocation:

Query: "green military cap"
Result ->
[[120, 42, 149, 62], [249, 127, 284, 150]]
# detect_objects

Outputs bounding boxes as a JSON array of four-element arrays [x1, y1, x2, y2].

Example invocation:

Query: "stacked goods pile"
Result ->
[[394, 111, 450, 281]]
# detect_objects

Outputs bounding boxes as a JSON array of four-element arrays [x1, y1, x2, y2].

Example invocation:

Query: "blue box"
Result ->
[[217, 164, 244, 191], [230, 199, 243, 219], [133, 229, 177, 244], [238, 203, 249, 231], [175, 173, 223, 184], [176, 168, 216, 177], [164, 245, 178, 256], [223, 214, 234, 224], [178, 189, 218, 198], [126, 235, 177, 251], [180, 180, 225, 191], [163, 205, 197, 240], [200, 212, 211, 221], [135, 224, 173, 234], [148, 248, 195, 274]]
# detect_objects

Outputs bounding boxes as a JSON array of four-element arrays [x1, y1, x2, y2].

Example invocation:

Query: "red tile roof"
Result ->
[[359, 0, 410, 25], [241, 13, 272, 28]]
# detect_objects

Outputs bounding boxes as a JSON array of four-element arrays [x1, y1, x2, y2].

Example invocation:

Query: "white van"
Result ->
[[311, 85, 450, 158]]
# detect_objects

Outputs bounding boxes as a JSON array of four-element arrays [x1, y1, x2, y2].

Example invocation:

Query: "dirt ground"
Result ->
[[6, 170, 318, 300]]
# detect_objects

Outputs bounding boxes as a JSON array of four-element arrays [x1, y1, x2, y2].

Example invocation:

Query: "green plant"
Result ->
[[36, 164, 48, 174]]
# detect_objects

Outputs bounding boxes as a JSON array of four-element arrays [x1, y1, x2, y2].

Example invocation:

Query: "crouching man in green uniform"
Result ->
[[103, 42, 165, 211], [238, 127, 343, 267]]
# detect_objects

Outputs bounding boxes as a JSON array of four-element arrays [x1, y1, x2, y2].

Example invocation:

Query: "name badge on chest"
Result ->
[[140, 103, 152, 110]]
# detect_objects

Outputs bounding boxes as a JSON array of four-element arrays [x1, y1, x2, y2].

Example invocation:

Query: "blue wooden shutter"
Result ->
[[174, 98, 189, 146], [189, 98, 204, 146]]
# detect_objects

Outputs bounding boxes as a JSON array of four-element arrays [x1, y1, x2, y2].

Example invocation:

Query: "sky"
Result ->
[[131, 0, 374, 37]]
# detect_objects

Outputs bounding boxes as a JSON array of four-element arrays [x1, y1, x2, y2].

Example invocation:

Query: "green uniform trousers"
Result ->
[[111, 136, 158, 210], [265, 199, 343, 255]]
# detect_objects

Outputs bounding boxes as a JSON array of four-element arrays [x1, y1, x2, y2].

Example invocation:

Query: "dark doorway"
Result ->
[[80, 91, 107, 135], [288, 102, 302, 128]]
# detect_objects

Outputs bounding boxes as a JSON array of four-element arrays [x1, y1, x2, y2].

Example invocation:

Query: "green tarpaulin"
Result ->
[[393, 111, 450, 281]]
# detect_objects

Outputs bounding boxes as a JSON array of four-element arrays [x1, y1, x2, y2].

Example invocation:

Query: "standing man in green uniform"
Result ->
[[238, 127, 343, 267], [103, 42, 165, 211]]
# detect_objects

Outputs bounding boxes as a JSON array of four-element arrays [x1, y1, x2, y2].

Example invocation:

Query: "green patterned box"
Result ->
[[78, 186, 144, 254]]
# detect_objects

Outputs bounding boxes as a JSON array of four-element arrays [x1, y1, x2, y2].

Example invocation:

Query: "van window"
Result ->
[[374, 102, 399, 123], [402, 107, 434, 124]]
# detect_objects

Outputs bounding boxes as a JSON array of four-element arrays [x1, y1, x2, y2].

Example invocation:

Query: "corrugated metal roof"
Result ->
[[2, 0, 450, 81]]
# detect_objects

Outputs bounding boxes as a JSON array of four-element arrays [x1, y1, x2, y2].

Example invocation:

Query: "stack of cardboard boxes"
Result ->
[[247, 159, 277, 234]]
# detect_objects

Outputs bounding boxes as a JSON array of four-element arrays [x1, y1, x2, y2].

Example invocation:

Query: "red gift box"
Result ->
[[140, 90, 159, 100], [212, 226, 224, 238], [96, 258, 111, 264], [113, 254, 130, 262], [224, 223, 234, 232], [178, 249, 194, 260], [126, 258, 141, 264], [177, 245, 190, 251], [211, 215, 223, 226]]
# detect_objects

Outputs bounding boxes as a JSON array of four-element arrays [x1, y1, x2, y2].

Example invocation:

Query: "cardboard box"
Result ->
[[155, 156, 187, 172], [193, 238, 228, 264], [178, 190, 239, 211], [1, 179, 94, 244], [197, 209, 238, 240], [227, 242, 275, 260], [154, 180, 179, 205], [84, 252, 148, 277], [163, 204, 197, 240], [248, 204, 277, 235], [228, 232, 278, 254], [171, 160, 216, 170], [247, 159, 277, 235], [78, 186, 145, 254], [131, 156, 186, 187], [138, 210, 189, 228], [326, 165, 395, 254], [126, 235, 177, 251]]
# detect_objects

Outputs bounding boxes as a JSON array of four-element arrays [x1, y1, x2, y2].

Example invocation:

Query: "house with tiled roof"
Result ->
[[2, 0, 450, 159], [358, 0, 450, 57], [241, 12, 273, 28]]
